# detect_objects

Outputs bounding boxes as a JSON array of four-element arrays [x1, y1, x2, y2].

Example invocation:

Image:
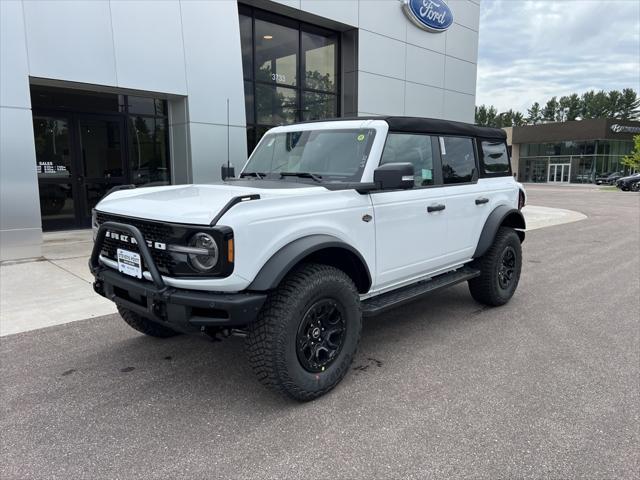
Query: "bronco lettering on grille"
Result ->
[[105, 231, 167, 251]]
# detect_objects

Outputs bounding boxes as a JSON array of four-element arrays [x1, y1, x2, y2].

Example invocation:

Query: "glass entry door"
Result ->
[[33, 113, 127, 230], [77, 115, 126, 225], [548, 163, 570, 183], [33, 115, 77, 230]]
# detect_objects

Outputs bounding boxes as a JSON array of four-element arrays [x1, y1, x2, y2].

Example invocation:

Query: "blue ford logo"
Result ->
[[402, 0, 453, 33]]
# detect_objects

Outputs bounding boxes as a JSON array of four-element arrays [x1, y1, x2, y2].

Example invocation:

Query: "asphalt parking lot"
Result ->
[[1, 186, 638, 479]]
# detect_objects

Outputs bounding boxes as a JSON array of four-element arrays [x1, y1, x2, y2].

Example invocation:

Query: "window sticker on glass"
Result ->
[[422, 169, 433, 180], [439, 137, 446, 155], [357, 134, 365, 142]]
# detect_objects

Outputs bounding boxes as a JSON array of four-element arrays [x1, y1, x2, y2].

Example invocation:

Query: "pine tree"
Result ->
[[526, 102, 543, 124]]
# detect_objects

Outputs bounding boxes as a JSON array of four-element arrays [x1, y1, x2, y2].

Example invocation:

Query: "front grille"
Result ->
[[96, 212, 176, 275]]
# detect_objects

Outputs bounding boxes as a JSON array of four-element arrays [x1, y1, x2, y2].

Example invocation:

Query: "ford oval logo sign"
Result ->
[[402, 0, 453, 33]]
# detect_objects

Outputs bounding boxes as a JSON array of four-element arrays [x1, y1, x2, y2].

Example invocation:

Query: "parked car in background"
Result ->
[[603, 172, 625, 185], [616, 173, 640, 191], [594, 173, 613, 185]]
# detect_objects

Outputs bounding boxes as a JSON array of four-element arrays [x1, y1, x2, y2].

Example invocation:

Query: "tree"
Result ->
[[542, 97, 559, 122], [475, 104, 498, 127], [621, 135, 640, 172], [527, 102, 543, 124], [558, 94, 581, 121], [619, 88, 640, 120], [607, 90, 622, 118]]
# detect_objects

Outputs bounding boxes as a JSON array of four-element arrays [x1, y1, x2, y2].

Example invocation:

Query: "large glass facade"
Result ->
[[239, 6, 340, 154], [31, 86, 170, 230], [518, 139, 635, 183]]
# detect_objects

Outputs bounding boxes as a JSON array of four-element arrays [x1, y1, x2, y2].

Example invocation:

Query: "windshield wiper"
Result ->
[[240, 172, 265, 179], [280, 172, 323, 183]]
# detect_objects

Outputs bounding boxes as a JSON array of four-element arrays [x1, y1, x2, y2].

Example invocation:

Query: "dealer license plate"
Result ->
[[117, 248, 142, 279]]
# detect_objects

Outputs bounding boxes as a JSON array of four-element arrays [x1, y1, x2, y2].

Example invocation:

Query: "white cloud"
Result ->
[[476, 0, 640, 113]]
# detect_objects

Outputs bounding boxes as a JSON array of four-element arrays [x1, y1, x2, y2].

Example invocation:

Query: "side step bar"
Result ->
[[361, 267, 481, 317]]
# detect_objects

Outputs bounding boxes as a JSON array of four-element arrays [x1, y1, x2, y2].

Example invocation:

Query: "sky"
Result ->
[[476, 0, 640, 113]]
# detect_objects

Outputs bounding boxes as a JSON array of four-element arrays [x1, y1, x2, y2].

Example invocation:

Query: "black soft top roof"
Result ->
[[296, 116, 506, 140]]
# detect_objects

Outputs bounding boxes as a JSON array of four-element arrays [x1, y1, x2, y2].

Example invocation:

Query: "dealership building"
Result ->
[[0, 0, 480, 261], [505, 119, 639, 184]]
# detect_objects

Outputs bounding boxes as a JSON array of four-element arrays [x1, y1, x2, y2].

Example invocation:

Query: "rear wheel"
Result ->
[[468, 227, 522, 306], [245, 263, 361, 401], [117, 306, 180, 338]]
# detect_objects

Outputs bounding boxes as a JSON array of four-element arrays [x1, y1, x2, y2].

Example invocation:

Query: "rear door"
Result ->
[[370, 133, 450, 291], [436, 135, 488, 262]]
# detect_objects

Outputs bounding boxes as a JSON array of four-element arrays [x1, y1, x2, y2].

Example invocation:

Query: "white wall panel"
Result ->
[[190, 124, 248, 183], [358, 30, 406, 80], [358, 72, 404, 116], [23, 0, 117, 86], [448, 0, 480, 31], [180, 0, 246, 127], [406, 23, 446, 54], [445, 23, 479, 63], [444, 56, 477, 95], [443, 90, 475, 122], [300, 0, 358, 26], [110, 0, 187, 94], [359, 0, 407, 41], [405, 45, 445, 88], [268, 0, 301, 10], [0, 107, 41, 257], [1, 1, 30, 109], [404, 82, 444, 118]]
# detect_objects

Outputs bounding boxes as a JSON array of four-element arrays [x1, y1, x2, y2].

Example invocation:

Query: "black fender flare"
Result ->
[[473, 206, 526, 258], [248, 234, 372, 292]]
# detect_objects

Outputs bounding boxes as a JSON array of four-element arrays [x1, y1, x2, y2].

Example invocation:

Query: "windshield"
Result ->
[[242, 129, 377, 182]]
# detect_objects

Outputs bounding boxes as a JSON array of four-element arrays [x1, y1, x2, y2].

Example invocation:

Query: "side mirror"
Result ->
[[221, 164, 235, 180], [374, 162, 414, 190]]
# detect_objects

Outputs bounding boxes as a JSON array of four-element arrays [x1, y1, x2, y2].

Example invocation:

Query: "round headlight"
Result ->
[[188, 233, 218, 272]]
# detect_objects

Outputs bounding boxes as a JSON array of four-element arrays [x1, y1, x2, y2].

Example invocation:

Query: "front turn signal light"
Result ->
[[227, 238, 234, 263]]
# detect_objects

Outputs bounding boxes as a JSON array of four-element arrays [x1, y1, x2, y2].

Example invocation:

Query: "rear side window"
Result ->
[[480, 140, 511, 176], [440, 137, 476, 184], [381, 133, 435, 186]]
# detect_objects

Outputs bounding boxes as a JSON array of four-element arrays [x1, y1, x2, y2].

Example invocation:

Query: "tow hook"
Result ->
[[202, 327, 248, 341]]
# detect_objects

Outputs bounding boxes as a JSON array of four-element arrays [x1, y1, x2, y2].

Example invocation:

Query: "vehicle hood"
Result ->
[[96, 182, 325, 225]]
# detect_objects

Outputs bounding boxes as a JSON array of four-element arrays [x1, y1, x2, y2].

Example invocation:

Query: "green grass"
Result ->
[[599, 186, 619, 192]]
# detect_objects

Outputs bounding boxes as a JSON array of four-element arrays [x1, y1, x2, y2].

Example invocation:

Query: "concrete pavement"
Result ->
[[1, 186, 638, 479]]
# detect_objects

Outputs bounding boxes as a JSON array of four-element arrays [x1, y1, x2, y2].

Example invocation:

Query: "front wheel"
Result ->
[[468, 227, 522, 306], [245, 263, 362, 401]]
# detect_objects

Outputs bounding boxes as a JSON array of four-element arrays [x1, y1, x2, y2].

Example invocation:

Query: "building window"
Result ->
[[127, 96, 170, 186], [239, 6, 340, 154]]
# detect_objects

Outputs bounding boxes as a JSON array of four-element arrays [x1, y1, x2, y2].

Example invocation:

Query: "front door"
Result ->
[[33, 113, 127, 230], [370, 133, 449, 291], [76, 115, 126, 227], [548, 163, 570, 183]]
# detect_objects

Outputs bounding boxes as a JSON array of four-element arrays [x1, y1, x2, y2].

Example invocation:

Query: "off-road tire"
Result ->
[[117, 306, 180, 338], [245, 263, 362, 401], [468, 227, 522, 306]]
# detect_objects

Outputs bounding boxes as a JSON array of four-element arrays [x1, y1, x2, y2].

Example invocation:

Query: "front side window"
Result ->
[[480, 140, 511, 176], [380, 133, 435, 186], [243, 129, 376, 182], [440, 137, 476, 184]]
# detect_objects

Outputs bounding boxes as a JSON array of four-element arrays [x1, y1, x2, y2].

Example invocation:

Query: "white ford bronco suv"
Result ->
[[90, 117, 526, 401]]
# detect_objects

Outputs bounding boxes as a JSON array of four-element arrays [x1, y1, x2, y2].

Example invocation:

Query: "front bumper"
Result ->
[[90, 222, 266, 332]]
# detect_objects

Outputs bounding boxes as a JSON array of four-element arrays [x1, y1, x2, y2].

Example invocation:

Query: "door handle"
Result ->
[[475, 197, 489, 205], [427, 204, 446, 213]]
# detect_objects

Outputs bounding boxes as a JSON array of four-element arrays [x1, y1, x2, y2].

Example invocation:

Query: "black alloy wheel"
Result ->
[[497, 246, 517, 290], [296, 299, 346, 373]]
